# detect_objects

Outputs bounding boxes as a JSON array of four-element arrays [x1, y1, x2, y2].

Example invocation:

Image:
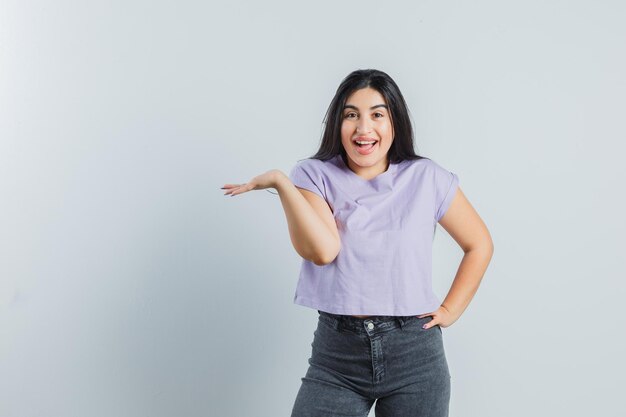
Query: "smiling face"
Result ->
[[340, 87, 395, 179]]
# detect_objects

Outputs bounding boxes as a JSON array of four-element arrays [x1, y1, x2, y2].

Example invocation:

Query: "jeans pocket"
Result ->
[[404, 316, 444, 334], [402, 315, 428, 331]]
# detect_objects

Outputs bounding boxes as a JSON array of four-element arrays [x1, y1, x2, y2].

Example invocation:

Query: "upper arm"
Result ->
[[438, 186, 494, 253], [296, 186, 340, 247]]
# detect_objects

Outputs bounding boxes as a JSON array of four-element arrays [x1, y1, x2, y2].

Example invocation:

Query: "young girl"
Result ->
[[222, 69, 493, 417]]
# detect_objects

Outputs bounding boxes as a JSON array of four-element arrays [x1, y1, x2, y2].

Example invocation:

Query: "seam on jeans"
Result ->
[[400, 316, 419, 330], [318, 315, 339, 331]]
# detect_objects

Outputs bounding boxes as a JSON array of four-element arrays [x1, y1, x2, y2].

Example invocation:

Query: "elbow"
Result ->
[[486, 235, 495, 255], [312, 253, 336, 266], [311, 256, 336, 266], [464, 230, 494, 256], [311, 258, 328, 267], [474, 240, 494, 256], [470, 239, 494, 259], [311, 240, 341, 266]]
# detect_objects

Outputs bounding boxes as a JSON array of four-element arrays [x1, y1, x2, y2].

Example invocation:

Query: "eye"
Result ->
[[374, 112, 384, 118], [344, 112, 357, 119]]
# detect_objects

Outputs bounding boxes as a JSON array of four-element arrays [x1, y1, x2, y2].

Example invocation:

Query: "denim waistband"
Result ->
[[317, 310, 418, 334]]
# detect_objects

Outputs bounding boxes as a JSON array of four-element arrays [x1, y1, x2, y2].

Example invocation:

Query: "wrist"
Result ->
[[273, 171, 290, 191]]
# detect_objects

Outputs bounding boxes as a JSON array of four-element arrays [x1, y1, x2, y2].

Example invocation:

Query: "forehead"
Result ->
[[344, 87, 387, 108]]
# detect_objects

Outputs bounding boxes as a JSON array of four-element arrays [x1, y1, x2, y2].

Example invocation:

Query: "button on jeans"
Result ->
[[290, 310, 451, 417]]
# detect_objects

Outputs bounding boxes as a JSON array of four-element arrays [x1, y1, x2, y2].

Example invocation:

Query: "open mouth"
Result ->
[[352, 138, 379, 154]]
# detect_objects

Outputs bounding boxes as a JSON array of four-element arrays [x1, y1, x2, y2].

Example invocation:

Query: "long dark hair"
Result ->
[[309, 69, 427, 164]]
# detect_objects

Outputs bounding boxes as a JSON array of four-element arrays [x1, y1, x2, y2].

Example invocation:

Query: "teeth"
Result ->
[[355, 140, 376, 145]]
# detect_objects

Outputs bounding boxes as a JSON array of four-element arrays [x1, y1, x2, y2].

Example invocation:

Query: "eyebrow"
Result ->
[[343, 104, 388, 111]]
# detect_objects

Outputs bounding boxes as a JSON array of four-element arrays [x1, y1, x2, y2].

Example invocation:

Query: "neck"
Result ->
[[344, 155, 390, 180]]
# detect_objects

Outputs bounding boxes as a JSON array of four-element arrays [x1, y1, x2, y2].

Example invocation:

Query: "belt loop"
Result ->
[[334, 314, 343, 331], [397, 316, 407, 329]]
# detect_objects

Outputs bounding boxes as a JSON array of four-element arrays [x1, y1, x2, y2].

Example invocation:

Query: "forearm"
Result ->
[[441, 245, 493, 317], [274, 172, 339, 265]]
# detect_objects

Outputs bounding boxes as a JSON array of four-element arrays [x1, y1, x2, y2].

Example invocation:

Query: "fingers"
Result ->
[[221, 183, 247, 189], [230, 185, 246, 196], [422, 319, 436, 329], [415, 313, 437, 329], [221, 183, 248, 196], [416, 312, 438, 329]]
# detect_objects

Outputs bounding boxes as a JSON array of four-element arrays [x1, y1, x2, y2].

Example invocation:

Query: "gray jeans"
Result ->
[[290, 311, 451, 417]]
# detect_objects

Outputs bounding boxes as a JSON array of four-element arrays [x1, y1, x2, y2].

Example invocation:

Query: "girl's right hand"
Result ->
[[221, 169, 284, 197]]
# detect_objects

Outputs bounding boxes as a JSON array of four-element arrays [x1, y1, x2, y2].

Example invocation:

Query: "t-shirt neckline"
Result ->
[[335, 154, 397, 182]]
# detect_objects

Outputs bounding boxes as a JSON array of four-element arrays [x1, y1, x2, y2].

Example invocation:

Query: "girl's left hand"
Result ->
[[417, 304, 458, 329]]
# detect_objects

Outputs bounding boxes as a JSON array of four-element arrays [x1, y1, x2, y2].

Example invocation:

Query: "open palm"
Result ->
[[221, 169, 282, 197]]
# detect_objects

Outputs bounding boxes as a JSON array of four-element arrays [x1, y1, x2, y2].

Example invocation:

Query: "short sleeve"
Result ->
[[432, 161, 460, 222], [288, 159, 326, 200]]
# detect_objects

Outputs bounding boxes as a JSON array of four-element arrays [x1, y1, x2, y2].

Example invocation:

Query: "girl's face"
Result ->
[[340, 87, 395, 176]]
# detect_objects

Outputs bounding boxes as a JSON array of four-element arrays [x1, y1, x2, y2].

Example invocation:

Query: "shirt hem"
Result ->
[[293, 295, 442, 317]]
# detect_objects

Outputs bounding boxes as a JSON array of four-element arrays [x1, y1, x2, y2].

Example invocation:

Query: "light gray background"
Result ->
[[1, 1, 624, 416]]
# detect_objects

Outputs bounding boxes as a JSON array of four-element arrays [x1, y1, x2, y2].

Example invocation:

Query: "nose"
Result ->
[[356, 118, 372, 134]]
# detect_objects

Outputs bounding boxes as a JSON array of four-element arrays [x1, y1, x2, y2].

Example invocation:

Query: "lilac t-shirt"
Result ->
[[288, 153, 459, 316]]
